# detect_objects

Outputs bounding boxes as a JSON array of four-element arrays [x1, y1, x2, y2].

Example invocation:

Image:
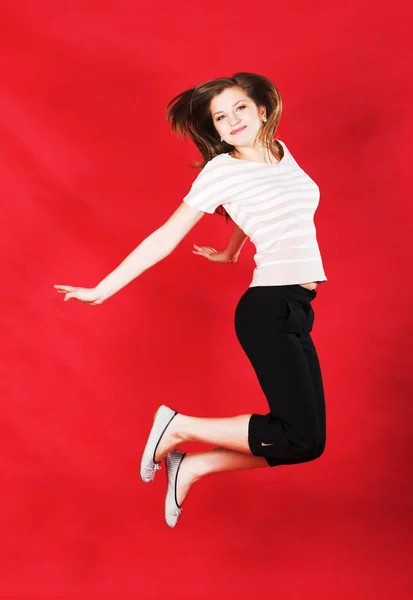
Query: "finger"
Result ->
[[54, 285, 76, 291], [64, 292, 79, 302], [194, 244, 216, 253]]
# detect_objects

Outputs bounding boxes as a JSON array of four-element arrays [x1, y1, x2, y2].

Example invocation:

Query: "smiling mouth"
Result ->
[[231, 126, 246, 135]]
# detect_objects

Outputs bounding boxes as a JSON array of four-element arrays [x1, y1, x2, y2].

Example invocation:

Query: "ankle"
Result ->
[[183, 454, 205, 484], [173, 413, 190, 444]]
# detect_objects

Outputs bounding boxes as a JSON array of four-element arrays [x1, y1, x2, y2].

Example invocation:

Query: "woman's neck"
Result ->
[[230, 141, 281, 164]]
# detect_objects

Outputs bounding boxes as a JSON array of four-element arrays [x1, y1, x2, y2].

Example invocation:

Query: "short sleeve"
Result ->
[[182, 158, 228, 214], [278, 140, 300, 169]]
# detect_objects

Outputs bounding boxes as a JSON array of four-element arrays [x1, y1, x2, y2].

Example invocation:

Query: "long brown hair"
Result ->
[[165, 72, 283, 218]]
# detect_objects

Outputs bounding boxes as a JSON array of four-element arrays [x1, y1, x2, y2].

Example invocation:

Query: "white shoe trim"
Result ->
[[140, 405, 177, 483], [165, 450, 186, 528]]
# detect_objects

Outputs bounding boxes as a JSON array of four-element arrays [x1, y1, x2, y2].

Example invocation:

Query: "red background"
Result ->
[[1, 1, 412, 598]]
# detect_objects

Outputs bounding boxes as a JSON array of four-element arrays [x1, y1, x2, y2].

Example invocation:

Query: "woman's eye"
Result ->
[[216, 106, 245, 121]]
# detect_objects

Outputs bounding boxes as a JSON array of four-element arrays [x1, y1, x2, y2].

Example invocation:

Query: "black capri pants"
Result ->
[[234, 284, 326, 467]]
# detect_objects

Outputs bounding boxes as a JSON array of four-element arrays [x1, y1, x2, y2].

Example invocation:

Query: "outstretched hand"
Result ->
[[192, 244, 238, 263], [54, 285, 104, 305]]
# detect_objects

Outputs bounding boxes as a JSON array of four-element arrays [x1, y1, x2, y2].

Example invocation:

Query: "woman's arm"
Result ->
[[225, 222, 248, 262], [54, 202, 205, 304], [96, 202, 204, 297], [192, 222, 248, 263]]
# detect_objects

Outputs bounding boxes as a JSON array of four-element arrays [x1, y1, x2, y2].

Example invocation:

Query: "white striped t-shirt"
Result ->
[[183, 140, 327, 287]]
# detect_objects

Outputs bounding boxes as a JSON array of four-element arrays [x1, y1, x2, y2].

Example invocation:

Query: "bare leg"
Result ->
[[154, 413, 252, 462], [175, 448, 268, 506]]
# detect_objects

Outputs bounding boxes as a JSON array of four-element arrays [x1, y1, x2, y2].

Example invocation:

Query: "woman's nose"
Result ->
[[228, 114, 241, 125]]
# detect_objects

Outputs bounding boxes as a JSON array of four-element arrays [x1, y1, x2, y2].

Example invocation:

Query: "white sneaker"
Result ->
[[165, 450, 186, 528], [140, 405, 177, 483]]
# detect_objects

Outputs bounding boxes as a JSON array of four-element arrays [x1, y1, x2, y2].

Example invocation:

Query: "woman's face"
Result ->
[[210, 86, 266, 148]]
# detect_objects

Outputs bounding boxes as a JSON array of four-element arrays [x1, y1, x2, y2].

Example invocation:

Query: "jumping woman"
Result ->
[[55, 72, 328, 528]]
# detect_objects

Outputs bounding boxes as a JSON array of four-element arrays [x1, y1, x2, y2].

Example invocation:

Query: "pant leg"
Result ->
[[234, 286, 326, 467], [300, 331, 327, 457]]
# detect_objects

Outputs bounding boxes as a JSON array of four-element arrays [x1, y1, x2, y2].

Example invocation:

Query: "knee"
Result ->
[[296, 422, 326, 460], [311, 441, 325, 460], [292, 433, 325, 463], [265, 440, 325, 467], [305, 439, 326, 462]]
